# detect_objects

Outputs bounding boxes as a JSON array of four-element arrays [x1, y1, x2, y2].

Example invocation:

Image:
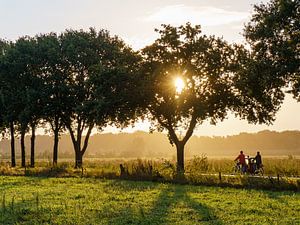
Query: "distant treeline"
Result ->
[[0, 130, 299, 160]]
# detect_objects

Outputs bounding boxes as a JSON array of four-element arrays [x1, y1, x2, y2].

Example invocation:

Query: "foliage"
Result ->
[[244, 0, 300, 100], [0, 28, 139, 168], [138, 23, 273, 173], [0, 36, 45, 167], [140, 23, 241, 139], [186, 154, 209, 173], [35, 33, 69, 165], [58, 28, 139, 168]]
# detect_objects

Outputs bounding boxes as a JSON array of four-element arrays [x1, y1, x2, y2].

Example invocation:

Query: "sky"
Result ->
[[0, 0, 299, 136]]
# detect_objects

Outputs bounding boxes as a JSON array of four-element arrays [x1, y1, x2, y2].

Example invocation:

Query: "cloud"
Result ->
[[123, 35, 157, 50], [144, 4, 249, 27]]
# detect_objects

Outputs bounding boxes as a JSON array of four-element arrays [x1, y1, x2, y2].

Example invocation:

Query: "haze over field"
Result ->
[[0, 0, 299, 136], [1, 130, 299, 160]]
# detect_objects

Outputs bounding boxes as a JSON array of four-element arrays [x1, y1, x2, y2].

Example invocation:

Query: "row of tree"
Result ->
[[0, 29, 140, 168], [0, 0, 299, 174]]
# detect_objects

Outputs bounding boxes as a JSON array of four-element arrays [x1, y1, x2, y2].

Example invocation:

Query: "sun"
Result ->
[[174, 77, 185, 94]]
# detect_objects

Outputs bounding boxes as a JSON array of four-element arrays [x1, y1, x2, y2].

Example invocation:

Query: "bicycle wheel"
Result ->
[[259, 167, 264, 176]]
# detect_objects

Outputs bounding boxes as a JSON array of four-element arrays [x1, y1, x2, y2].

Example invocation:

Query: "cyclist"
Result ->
[[255, 151, 262, 169], [235, 150, 247, 173]]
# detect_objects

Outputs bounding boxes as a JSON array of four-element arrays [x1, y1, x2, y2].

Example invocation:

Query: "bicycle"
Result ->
[[248, 158, 264, 176], [233, 160, 264, 176], [232, 162, 245, 174]]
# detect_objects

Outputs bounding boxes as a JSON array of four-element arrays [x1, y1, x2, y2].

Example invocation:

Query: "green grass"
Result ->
[[0, 176, 299, 224], [1, 158, 299, 191]]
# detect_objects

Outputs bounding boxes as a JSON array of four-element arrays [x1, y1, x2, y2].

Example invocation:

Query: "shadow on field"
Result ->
[[146, 185, 223, 224], [263, 190, 296, 205], [0, 194, 63, 225], [104, 180, 222, 225], [240, 175, 299, 191]]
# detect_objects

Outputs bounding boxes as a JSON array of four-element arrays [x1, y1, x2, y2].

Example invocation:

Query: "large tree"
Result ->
[[244, 0, 300, 100], [0, 40, 26, 167], [60, 28, 139, 168], [1, 37, 43, 167], [35, 33, 68, 166], [15, 37, 44, 168], [0, 40, 20, 167], [139, 24, 244, 174], [139, 23, 280, 174]]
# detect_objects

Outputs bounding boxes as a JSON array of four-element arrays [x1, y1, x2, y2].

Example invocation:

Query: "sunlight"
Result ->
[[174, 77, 185, 94]]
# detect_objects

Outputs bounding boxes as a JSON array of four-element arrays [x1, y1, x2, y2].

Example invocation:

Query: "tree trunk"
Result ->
[[53, 128, 59, 166], [176, 142, 185, 174], [10, 122, 16, 167], [20, 129, 26, 167], [75, 149, 83, 169], [67, 123, 93, 168], [30, 125, 35, 167]]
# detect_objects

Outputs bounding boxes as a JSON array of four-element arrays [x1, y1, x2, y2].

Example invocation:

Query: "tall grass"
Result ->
[[0, 157, 299, 190]]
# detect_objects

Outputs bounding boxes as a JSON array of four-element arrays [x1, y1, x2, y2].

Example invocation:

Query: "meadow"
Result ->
[[1, 156, 300, 176], [0, 176, 299, 225], [0, 157, 299, 192]]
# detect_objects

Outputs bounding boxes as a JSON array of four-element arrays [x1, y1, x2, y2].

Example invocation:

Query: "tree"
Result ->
[[1, 37, 43, 167], [139, 23, 281, 175], [35, 33, 68, 166], [139, 24, 246, 174], [0, 40, 24, 167], [244, 0, 300, 100], [0, 39, 9, 163], [15, 37, 44, 168], [60, 28, 139, 168]]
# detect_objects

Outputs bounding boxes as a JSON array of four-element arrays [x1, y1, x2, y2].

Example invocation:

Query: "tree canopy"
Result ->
[[0, 28, 139, 168], [245, 0, 300, 100], [139, 23, 254, 173], [0, 17, 297, 170]]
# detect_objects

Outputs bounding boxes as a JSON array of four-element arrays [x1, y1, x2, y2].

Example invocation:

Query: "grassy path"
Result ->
[[0, 176, 299, 224]]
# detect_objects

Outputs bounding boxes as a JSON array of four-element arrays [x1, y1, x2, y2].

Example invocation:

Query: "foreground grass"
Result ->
[[0, 176, 299, 224]]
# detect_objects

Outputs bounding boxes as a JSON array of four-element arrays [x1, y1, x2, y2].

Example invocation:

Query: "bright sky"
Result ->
[[0, 0, 299, 136]]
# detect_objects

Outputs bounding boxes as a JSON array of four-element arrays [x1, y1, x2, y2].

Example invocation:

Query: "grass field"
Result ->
[[0, 176, 299, 224], [1, 157, 299, 191]]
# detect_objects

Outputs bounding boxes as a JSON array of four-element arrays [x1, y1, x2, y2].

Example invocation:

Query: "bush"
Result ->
[[186, 154, 209, 174]]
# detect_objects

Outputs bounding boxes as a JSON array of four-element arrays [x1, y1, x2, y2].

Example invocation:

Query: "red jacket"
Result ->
[[235, 153, 246, 165]]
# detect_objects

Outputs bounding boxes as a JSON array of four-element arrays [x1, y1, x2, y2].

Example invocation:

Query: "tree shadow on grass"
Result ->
[[145, 184, 223, 225], [0, 195, 65, 225], [261, 188, 299, 206], [104, 182, 223, 225]]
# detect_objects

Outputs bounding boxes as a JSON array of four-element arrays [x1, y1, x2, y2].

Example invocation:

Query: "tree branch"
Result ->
[[81, 124, 93, 155], [156, 115, 179, 145], [182, 112, 197, 145]]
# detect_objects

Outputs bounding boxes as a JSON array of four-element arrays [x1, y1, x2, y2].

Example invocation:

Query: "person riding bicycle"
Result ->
[[247, 156, 256, 174], [255, 151, 262, 169], [234, 151, 247, 173]]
